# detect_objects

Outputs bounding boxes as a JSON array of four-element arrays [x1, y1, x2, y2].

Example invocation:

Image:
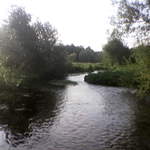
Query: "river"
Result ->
[[0, 73, 149, 150]]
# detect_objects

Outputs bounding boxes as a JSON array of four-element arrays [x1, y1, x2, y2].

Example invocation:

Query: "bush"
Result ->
[[84, 70, 137, 87], [132, 46, 150, 96]]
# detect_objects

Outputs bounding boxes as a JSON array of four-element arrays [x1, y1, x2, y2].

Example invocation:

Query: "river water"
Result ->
[[0, 73, 150, 150]]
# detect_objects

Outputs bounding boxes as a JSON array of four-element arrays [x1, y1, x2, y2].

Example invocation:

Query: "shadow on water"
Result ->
[[134, 100, 150, 150], [0, 86, 65, 148]]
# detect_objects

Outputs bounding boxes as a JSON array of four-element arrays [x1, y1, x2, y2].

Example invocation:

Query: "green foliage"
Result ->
[[61, 44, 101, 63], [86, 45, 150, 97], [68, 53, 77, 62], [48, 45, 67, 79], [102, 39, 131, 65], [108, 1, 150, 97], [137, 70, 150, 96], [0, 7, 67, 88], [133, 46, 150, 68], [0, 56, 23, 88], [68, 63, 104, 73], [84, 70, 137, 87], [78, 47, 100, 63], [132, 46, 150, 96], [112, 0, 150, 45]]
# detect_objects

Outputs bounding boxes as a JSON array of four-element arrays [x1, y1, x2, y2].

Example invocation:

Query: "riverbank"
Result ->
[[84, 70, 137, 87], [84, 65, 150, 98]]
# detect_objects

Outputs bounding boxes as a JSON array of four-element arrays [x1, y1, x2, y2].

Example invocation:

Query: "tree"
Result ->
[[33, 21, 58, 76], [34, 21, 57, 52], [102, 39, 130, 65], [133, 46, 150, 68], [112, 0, 150, 45], [51, 45, 67, 78], [132, 45, 150, 95], [6, 7, 42, 74], [0, 6, 67, 86], [59, 44, 100, 63], [77, 47, 100, 62]]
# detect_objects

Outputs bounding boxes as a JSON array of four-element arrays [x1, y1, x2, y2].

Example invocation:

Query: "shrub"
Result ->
[[84, 70, 137, 87]]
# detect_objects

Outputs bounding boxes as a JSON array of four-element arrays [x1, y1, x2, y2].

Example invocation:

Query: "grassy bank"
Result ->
[[85, 70, 137, 87], [84, 64, 150, 97]]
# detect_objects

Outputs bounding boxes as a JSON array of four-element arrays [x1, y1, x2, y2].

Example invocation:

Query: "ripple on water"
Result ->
[[0, 73, 148, 150]]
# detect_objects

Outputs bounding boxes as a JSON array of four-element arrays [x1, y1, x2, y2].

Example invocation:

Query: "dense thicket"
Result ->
[[132, 45, 150, 95], [0, 7, 67, 87], [102, 39, 130, 65]]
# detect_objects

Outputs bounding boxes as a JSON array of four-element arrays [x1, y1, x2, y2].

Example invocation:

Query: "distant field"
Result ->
[[73, 62, 102, 68], [68, 62, 105, 73]]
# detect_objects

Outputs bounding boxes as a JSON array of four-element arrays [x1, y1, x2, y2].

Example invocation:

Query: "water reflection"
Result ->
[[0, 74, 149, 150], [0, 87, 65, 149]]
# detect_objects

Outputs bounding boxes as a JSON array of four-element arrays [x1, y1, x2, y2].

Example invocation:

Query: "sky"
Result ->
[[0, 0, 114, 51]]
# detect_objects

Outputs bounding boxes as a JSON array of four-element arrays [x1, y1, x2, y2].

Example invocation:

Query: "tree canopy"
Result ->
[[102, 38, 130, 65], [112, 0, 150, 45], [62, 44, 101, 63], [0, 7, 67, 87]]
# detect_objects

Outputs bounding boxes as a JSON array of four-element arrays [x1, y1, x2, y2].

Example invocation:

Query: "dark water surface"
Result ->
[[0, 73, 150, 150]]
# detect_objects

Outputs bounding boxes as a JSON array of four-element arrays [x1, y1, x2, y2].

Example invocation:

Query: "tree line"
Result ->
[[63, 44, 101, 63]]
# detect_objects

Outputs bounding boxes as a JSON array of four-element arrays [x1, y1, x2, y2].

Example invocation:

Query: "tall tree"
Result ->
[[0, 6, 67, 85], [112, 0, 150, 45], [6, 7, 41, 74], [102, 39, 130, 65], [33, 21, 58, 76]]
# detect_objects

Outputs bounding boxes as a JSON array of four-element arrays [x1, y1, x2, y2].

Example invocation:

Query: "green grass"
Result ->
[[68, 62, 106, 73], [84, 64, 150, 97], [84, 64, 140, 87], [84, 70, 137, 87]]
